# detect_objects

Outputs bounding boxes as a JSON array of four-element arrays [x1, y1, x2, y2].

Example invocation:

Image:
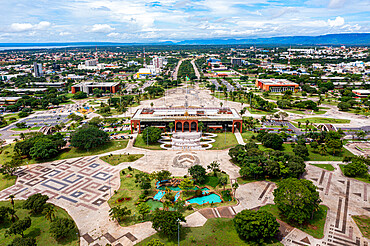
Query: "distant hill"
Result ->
[[0, 33, 369, 47], [176, 33, 370, 45]]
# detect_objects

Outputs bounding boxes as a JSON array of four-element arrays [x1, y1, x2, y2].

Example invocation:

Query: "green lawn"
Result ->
[[134, 134, 163, 150], [339, 165, 370, 184], [0, 144, 16, 165], [0, 140, 128, 165], [241, 131, 258, 142], [0, 200, 79, 246], [352, 215, 370, 239], [259, 204, 328, 239], [310, 164, 335, 171], [259, 143, 353, 161], [55, 140, 128, 160], [247, 108, 279, 115], [11, 127, 41, 131], [108, 168, 157, 227], [137, 218, 282, 246], [100, 154, 144, 166], [0, 174, 17, 191], [211, 132, 238, 150], [293, 117, 350, 124]]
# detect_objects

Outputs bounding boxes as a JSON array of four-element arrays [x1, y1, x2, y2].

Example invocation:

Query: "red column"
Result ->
[[239, 121, 242, 133], [138, 121, 141, 133], [189, 121, 191, 132], [130, 121, 133, 134], [175, 121, 177, 132], [182, 122, 184, 132], [196, 122, 198, 132], [232, 123, 234, 133]]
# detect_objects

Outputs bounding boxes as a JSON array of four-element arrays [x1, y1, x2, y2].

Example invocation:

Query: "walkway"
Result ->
[[234, 129, 245, 145]]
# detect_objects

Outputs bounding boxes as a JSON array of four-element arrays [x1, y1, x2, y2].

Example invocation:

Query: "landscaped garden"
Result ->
[[137, 218, 283, 246], [210, 132, 238, 149], [293, 117, 350, 124], [352, 215, 370, 239], [0, 195, 79, 246], [310, 164, 335, 171], [100, 154, 144, 165], [260, 204, 327, 239], [108, 163, 237, 227]]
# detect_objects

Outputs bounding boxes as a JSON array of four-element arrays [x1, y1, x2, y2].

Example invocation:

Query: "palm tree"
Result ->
[[8, 195, 15, 210], [169, 122, 174, 133], [44, 204, 56, 222]]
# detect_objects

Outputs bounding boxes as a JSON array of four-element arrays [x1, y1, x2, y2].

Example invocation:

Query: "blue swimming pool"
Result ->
[[186, 193, 222, 205], [158, 186, 181, 191], [153, 190, 165, 201], [174, 192, 180, 201]]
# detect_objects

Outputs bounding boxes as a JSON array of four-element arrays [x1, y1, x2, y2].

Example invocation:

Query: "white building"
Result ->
[[33, 62, 43, 77]]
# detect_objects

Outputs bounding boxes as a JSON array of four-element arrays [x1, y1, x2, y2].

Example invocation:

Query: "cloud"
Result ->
[[9, 21, 51, 32], [90, 24, 115, 33], [91, 6, 111, 11], [107, 32, 120, 37], [328, 16, 345, 27], [9, 23, 34, 32], [328, 0, 346, 8], [59, 32, 71, 36], [35, 21, 51, 30], [271, 7, 298, 19]]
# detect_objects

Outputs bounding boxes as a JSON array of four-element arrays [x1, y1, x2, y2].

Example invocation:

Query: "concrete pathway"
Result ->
[[234, 129, 245, 145]]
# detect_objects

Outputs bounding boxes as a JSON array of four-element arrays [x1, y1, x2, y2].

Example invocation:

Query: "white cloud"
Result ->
[[9, 23, 34, 32], [59, 32, 72, 36], [107, 32, 120, 37], [90, 24, 115, 33], [328, 0, 346, 8], [9, 21, 51, 32], [35, 21, 51, 30], [328, 16, 345, 27]]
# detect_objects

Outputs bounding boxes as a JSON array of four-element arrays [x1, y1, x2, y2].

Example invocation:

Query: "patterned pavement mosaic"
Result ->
[[0, 156, 118, 211]]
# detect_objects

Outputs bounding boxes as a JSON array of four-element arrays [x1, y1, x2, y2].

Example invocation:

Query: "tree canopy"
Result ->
[[233, 209, 279, 243], [70, 126, 109, 150], [273, 178, 321, 224]]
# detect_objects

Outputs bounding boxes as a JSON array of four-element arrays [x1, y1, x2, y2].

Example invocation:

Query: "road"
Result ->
[[172, 59, 184, 80], [191, 58, 201, 80]]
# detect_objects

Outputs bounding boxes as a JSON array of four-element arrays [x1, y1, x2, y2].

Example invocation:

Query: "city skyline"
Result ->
[[0, 0, 369, 43]]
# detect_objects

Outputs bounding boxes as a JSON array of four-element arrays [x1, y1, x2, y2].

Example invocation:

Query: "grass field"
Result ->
[[0, 173, 17, 191], [100, 154, 144, 166], [293, 117, 350, 124], [241, 131, 258, 142], [352, 215, 370, 239], [310, 164, 335, 171], [11, 126, 41, 131], [259, 204, 328, 239], [108, 168, 157, 227], [339, 165, 370, 184], [0, 140, 128, 165], [55, 140, 128, 160], [247, 108, 279, 115], [134, 134, 163, 150], [137, 218, 283, 246], [0, 200, 79, 246], [259, 144, 353, 161], [211, 132, 238, 149]]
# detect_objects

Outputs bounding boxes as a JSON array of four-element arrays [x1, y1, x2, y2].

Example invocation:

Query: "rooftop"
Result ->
[[257, 78, 298, 86], [132, 107, 242, 122]]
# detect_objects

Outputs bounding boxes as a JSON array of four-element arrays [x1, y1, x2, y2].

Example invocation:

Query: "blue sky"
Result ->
[[0, 0, 369, 43]]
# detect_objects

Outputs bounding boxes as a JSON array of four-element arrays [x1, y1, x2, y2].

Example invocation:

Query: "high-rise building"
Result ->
[[33, 62, 43, 77], [85, 59, 98, 66], [231, 58, 243, 66], [152, 57, 167, 69]]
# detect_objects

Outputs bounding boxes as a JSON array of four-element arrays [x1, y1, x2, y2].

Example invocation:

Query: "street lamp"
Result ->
[[177, 218, 181, 246]]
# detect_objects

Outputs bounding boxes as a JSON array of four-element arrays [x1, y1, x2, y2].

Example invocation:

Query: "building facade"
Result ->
[[71, 82, 120, 94], [130, 107, 243, 134], [256, 79, 299, 92], [33, 62, 43, 77]]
